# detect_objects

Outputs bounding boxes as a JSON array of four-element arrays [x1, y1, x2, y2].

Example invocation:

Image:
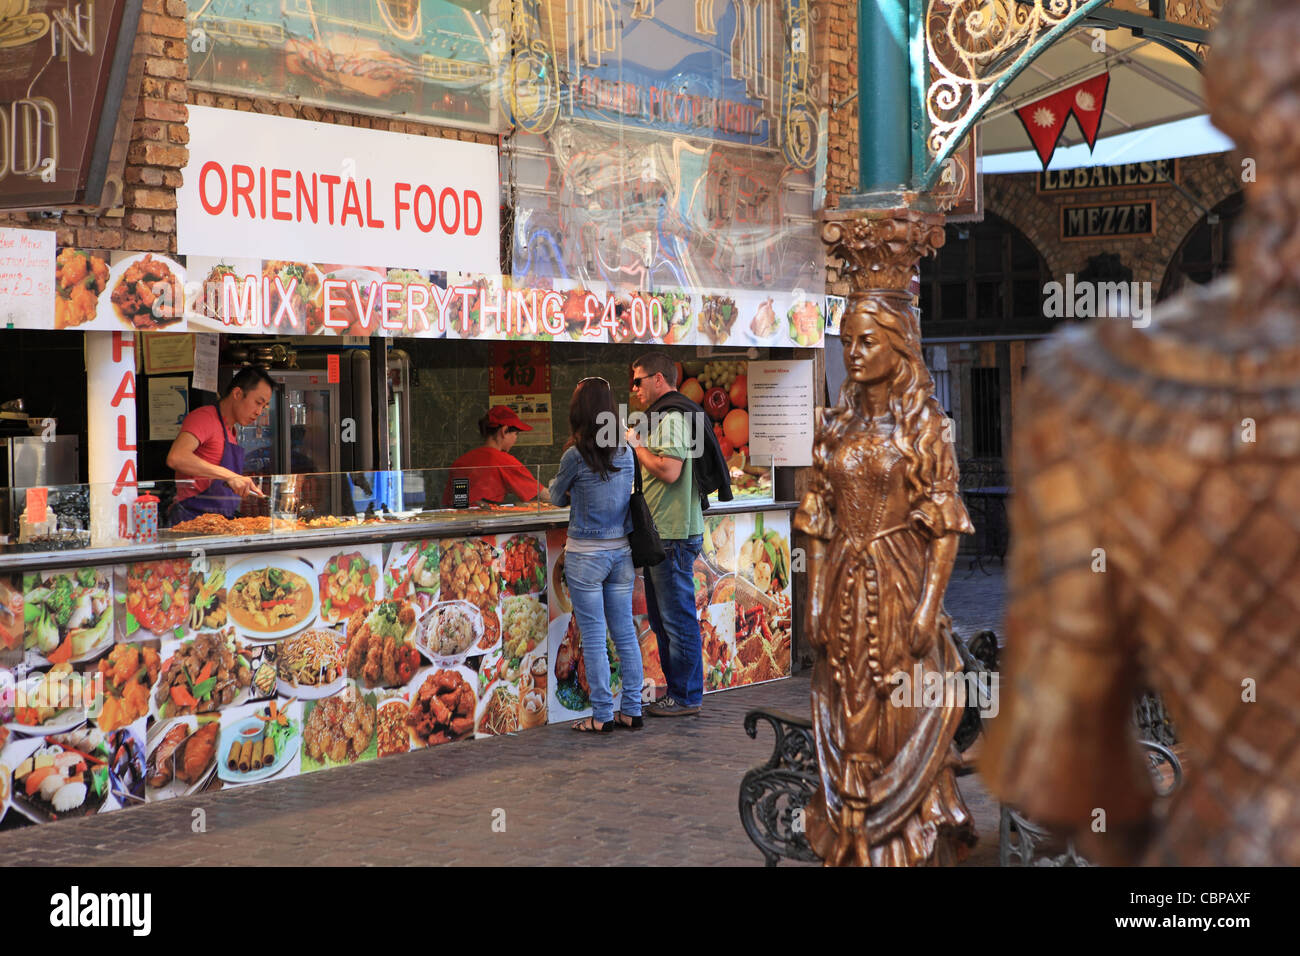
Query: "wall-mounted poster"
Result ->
[[187, 0, 502, 130]]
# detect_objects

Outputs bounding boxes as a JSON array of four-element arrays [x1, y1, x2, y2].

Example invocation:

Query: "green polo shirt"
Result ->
[[642, 408, 704, 540]]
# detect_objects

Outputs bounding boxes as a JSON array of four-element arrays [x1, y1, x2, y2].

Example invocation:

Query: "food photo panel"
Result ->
[[24, 566, 114, 669], [404, 662, 478, 749], [383, 539, 441, 614], [632, 574, 665, 701], [94, 250, 189, 332], [546, 608, 629, 723], [143, 712, 223, 803], [116, 556, 207, 643], [299, 681, 379, 774], [3, 722, 140, 823], [730, 512, 794, 687], [0, 572, 23, 667], [215, 698, 302, 789]]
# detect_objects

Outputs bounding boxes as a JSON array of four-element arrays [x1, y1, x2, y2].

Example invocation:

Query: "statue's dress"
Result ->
[[796, 410, 975, 865], [984, 280, 1300, 865]]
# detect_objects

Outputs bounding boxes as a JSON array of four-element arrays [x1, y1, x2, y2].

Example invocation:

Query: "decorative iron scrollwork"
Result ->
[[738, 709, 821, 866], [1000, 739, 1184, 866]]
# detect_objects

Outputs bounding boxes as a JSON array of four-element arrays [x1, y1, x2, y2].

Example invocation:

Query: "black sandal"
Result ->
[[572, 716, 613, 733], [613, 711, 643, 730]]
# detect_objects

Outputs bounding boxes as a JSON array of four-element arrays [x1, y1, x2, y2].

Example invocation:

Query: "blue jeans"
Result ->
[[565, 546, 644, 723], [644, 535, 703, 707]]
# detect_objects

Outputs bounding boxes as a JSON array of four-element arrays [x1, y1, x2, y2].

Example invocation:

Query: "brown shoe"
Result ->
[[645, 696, 701, 717]]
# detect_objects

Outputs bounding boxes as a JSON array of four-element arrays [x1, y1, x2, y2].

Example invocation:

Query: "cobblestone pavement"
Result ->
[[945, 561, 1006, 641], [0, 573, 1008, 867]]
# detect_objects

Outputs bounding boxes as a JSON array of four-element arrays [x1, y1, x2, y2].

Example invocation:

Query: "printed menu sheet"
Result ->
[[746, 360, 814, 466]]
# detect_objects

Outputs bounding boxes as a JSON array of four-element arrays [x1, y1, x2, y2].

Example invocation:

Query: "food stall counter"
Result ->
[[0, 467, 796, 829]]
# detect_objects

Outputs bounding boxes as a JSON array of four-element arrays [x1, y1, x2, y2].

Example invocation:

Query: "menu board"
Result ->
[[0, 515, 791, 827], [0, 228, 54, 330], [747, 360, 815, 466]]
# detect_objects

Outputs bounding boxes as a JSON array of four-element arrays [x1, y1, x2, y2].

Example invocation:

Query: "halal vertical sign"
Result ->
[[0, 0, 144, 209]]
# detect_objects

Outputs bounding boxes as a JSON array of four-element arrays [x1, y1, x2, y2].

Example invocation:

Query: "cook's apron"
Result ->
[[167, 412, 246, 525]]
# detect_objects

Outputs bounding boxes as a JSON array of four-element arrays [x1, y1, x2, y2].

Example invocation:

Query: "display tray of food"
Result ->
[[0, 503, 797, 577]]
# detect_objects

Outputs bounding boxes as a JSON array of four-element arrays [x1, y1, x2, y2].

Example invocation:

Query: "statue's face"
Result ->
[[842, 310, 896, 385]]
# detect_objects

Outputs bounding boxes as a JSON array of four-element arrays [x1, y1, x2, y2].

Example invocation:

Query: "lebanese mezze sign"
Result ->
[[177, 107, 501, 274]]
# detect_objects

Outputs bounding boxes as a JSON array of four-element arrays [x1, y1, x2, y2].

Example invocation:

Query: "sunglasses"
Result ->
[[579, 376, 610, 387], [630, 373, 660, 389]]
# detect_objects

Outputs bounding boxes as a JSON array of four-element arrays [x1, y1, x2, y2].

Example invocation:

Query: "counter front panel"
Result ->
[[0, 506, 793, 826]]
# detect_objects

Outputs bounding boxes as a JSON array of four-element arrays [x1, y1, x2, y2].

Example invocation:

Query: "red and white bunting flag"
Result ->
[[1015, 72, 1111, 169]]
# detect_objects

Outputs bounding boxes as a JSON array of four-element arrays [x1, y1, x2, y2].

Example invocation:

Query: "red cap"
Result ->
[[486, 405, 533, 431]]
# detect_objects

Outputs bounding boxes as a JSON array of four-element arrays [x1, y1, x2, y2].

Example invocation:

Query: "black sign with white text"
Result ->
[[1061, 201, 1156, 241]]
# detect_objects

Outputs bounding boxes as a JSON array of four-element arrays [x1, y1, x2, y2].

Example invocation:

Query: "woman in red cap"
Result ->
[[442, 405, 549, 507]]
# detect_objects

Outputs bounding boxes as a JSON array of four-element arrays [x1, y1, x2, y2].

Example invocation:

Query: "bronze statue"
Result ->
[[984, 0, 1300, 865], [797, 214, 976, 865]]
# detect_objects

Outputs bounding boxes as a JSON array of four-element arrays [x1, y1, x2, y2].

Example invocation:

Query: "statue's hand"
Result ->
[[909, 604, 937, 657]]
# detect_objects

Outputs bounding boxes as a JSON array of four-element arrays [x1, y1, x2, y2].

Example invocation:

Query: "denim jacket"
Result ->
[[548, 444, 634, 539]]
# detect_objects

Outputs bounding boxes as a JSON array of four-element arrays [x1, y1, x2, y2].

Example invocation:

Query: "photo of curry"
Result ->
[[228, 565, 315, 635]]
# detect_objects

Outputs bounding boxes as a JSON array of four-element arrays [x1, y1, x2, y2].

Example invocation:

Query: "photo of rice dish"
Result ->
[[419, 601, 483, 659]]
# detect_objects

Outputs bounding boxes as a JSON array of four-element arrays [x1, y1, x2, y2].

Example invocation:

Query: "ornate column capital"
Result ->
[[823, 206, 946, 294]]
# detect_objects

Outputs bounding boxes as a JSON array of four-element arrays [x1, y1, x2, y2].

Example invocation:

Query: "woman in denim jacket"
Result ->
[[548, 378, 644, 733]]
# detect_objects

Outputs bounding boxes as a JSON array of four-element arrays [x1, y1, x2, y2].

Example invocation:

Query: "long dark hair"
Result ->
[[566, 378, 620, 479]]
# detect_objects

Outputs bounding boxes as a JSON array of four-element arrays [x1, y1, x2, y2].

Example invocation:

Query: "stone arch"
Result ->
[[1154, 162, 1244, 294], [985, 191, 1069, 281]]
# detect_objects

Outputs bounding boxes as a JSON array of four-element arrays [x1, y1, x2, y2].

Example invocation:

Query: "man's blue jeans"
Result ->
[[643, 535, 704, 707]]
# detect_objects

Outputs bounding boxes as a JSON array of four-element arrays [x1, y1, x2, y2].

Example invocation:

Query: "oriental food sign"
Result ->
[[0, 0, 143, 209]]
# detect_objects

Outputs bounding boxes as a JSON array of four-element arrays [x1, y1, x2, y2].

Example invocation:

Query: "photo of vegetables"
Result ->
[[189, 560, 227, 632], [1, 575, 23, 657], [24, 568, 114, 665], [318, 549, 379, 626]]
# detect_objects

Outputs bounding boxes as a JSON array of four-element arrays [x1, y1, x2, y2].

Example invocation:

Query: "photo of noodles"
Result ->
[[477, 683, 520, 736]]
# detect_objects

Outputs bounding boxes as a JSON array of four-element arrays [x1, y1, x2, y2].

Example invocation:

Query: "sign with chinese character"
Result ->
[[489, 341, 551, 445], [490, 342, 550, 394]]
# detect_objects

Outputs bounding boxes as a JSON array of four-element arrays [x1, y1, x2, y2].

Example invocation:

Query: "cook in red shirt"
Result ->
[[165, 366, 272, 524], [442, 405, 549, 507]]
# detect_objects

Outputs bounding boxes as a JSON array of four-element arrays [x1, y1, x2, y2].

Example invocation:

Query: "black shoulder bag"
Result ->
[[629, 459, 667, 568]]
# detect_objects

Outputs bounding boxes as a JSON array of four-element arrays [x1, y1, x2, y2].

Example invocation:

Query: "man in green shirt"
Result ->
[[628, 352, 705, 716]]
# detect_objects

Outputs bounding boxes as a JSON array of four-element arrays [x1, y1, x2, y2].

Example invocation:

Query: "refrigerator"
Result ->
[[218, 349, 411, 517], [2, 435, 81, 536]]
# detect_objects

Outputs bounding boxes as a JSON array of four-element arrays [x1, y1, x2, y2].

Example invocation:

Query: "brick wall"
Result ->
[[818, 0, 858, 297], [986, 153, 1242, 289]]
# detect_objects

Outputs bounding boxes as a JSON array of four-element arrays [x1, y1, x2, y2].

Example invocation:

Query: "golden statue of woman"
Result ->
[[795, 290, 976, 866]]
